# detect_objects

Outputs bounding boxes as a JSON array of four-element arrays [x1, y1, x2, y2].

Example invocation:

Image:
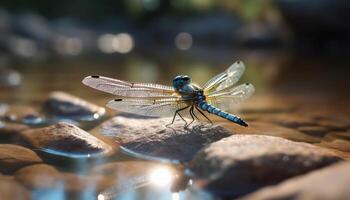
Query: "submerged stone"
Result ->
[[20, 122, 115, 159], [239, 162, 350, 200], [188, 135, 343, 198], [15, 164, 61, 189], [0, 144, 43, 174], [0, 175, 30, 200], [99, 114, 232, 162], [43, 91, 106, 121]]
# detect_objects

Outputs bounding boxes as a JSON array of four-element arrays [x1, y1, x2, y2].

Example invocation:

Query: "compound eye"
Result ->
[[183, 76, 190, 81]]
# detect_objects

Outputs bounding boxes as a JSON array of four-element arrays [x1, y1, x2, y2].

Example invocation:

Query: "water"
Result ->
[[0, 48, 349, 200]]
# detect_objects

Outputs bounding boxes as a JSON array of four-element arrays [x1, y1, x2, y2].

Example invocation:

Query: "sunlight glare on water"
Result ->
[[149, 167, 173, 187], [172, 193, 180, 200]]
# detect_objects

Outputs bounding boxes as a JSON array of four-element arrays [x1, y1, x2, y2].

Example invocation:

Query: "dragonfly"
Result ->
[[82, 61, 255, 127]]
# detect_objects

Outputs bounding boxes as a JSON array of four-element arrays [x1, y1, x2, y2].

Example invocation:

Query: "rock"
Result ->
[[0, 123, 29, 139], [316, 118, 349, 131], [20, 122, 115, 159], [0, 175, 30, 200], [15, 164, 61, 189], [188, 135, 343, 198], [43, 91, 105, 120], [261, 114, 317, 128], [0, 144, 42, 174], [3, 105, 39, 122], [297, 126, 329, 137], [99, 114, 232, 162], [319, 131, 350, 152], [239, 162, 350, 200], [227, 121, 321, 143]]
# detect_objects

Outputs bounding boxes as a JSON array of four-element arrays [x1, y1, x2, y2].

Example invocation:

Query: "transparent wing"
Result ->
[[203, 61, 245, 94], [106, 98, 189, 117], [82, 75, 176, 98], [207, 83, 255, 111]]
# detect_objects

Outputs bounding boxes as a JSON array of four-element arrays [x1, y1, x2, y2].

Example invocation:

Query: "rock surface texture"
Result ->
[[239, 161, 350, 200], [99, 114, 233, 162], [43, 91, 105, 119], [20, 122, 114, 158], [0, 144, 42, 174], [189, 134, 343, 197]]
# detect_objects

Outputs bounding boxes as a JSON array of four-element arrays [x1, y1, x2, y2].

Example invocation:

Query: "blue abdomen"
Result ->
[[197, 101, 248, 127]]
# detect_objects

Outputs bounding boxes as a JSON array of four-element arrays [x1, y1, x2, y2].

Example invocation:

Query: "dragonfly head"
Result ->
[[173, 75, 191, 89]]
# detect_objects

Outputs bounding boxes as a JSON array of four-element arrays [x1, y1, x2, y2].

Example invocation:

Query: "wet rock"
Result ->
[[239, 162, 350, 200], [0, 175, 30, 200], [3, 105, 39, 122], [21, 114, 44, 125], [320, 131, 350, 152], [0, 144, 42, 174], [15, 164, 61, 189], [0, 123, 29, 139], [20, 122, 115, 159], [297, 126, 329, 137], [228, 121, 320, 143], [188, 135, 343, 197], [99, 114, 232, 162], [43, 91, 105, 120]]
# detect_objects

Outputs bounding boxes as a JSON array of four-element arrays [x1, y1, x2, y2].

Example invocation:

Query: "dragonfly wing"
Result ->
[[106, 98, 189, 117], [82, 75, 175, 98], [207, 83, 255, 111], [203, 61, 245, 93], [202, 71, 226, 92]]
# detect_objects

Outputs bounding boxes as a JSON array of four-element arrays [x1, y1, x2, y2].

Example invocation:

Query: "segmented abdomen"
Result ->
[[197, 101, 248, 127]]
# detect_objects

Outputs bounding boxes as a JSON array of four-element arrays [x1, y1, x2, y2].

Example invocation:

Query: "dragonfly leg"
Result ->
[[195, 106, 213, 125], [191, 107, 199, 120], [166, 106, 190, 127], [185, 106, 196, 128]]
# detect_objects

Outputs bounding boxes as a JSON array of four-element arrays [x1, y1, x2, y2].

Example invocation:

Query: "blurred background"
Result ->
[[0, 0, 349, 116]]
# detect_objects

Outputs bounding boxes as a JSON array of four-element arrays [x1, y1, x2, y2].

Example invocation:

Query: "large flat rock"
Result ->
[[20, 122, 115, 159], [239, 161, 350, 200], [0, 144, 43, 174], [188, 134, 343, 198], [99, 114, 233, 162]]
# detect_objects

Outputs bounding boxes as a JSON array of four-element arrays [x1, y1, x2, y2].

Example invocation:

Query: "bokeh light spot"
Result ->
[[175, 32, 193, 50]]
